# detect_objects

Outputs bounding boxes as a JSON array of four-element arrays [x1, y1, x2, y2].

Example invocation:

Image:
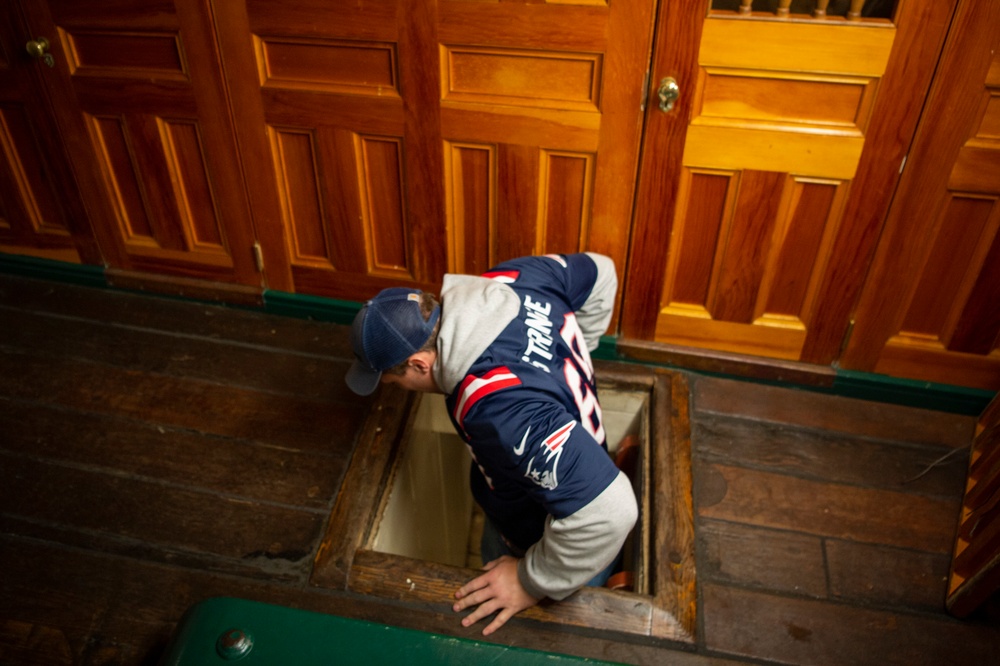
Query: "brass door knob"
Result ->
[[26, 37, 55, 67], [658, 77, 679, 113]]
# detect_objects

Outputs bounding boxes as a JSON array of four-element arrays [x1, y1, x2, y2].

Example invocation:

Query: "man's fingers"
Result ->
[[481, 609, 514, 637], [453, 586, 489, 612], [454, 571, 490, 601], [461, 599, 499, 628]]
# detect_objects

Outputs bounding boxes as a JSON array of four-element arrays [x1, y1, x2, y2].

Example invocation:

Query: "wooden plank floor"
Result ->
[[0, 272, 997, 665]]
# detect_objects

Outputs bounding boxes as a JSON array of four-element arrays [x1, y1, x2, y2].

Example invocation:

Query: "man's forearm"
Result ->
[[517, 471, 637, 600]]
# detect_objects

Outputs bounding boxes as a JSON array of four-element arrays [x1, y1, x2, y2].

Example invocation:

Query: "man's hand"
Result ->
[[453, 555, 540, 636]]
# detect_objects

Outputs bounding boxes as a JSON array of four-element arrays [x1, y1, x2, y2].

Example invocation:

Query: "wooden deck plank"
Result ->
[[825, 539, 951, 611], [0, 307, 357, 401], [697, 519, 827, 598], [694, 413, 969, 497], [0, 350, 360, 453], [0, 274, 353, 358], [694, 463, 960, 553], [692, 376, 976, 448], [0, 455, 325, 569], [0, 399, 347, 509], [702, 583, 1000, 666]]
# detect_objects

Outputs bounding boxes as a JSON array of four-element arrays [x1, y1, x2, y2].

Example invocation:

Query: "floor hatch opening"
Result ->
[[312, 362, 696, 642]]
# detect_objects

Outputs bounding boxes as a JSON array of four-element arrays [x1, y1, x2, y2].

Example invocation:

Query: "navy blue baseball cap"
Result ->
[[345, 287, 440, 396]]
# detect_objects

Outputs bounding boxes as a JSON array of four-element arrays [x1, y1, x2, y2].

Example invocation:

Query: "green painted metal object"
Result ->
[[162, 597, 623, 665]]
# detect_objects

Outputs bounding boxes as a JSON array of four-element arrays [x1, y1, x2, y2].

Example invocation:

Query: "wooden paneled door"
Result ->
[[841, 0, 1000, 391], [0, 4, 97, 264], [622, 0, 958, 364], [19, 0, 262, 290], [213, 0, 655, 300]]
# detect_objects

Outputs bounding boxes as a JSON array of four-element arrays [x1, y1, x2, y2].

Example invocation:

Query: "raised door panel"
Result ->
[[0, 4, 95, 263], [842, 0, 1000, 390], [25, 0, 260, 287], [623, 0, 958, 366], [216, 0, 654, 301]]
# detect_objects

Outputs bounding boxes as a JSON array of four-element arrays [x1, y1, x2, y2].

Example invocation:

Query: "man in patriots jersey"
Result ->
[[346, 253, 637, 636]]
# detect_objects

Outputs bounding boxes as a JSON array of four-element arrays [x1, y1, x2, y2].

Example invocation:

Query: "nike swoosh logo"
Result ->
[[514, 427, 530, 456]]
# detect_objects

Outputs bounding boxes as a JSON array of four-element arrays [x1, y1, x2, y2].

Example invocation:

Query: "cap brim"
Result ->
[[345, 359, 382, 396]]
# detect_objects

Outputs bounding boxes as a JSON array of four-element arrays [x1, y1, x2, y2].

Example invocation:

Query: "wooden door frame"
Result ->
[[621, 0, 960, 367]]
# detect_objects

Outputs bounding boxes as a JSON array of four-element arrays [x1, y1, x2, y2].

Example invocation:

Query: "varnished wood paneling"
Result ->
[[0, 106, 72, 238], [216, 0, 651, 300], [439, 104, 600, 151], [626, 0, 961, 374], [64, 30, 187, 78], [668, 170, 734, 309], [540, 151, 593, 253], [445, 141, 494, 275], [163, 120, 224, 249], [257, 37, 398, 95], [90, 115, 157, 241], [0, 4, 93, 262], [631, 8, 904, 359], [683, 125, 864, 180], [843, 0, 1000, 389], [360, 136, 408, 276], [699, 18, 895, 77], [244, 0, 398, 41], [29, 0, 261, 286], [437, 2, 607, 52], [711, 170, 784, 323], [657, 167, 848, 359], [762, 179, 845, 320], [271, 128, 329, 266], [698, 69, 876, 133], [496, 143, 540, 261], [442, 46, 602, 111], [899, 195, 996, 343], [949, 228, 1000, 355]]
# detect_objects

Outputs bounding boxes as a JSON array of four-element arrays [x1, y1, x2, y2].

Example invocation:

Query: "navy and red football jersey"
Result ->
[[443, 254, 619, 551]]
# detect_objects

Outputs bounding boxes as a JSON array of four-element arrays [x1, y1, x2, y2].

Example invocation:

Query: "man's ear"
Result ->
[[408, 351, 434, 374]]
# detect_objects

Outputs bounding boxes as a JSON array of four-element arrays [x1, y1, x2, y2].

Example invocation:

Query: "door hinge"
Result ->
[[252, 242, 264, 272], [839, 318, 856, 357], [640, 70, 650, 112]]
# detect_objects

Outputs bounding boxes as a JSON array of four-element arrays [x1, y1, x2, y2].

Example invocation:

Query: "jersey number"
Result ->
[[560, 313, 606, 444]]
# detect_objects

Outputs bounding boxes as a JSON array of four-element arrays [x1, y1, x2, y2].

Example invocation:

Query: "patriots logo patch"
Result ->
[[524, 421, 575, 490]]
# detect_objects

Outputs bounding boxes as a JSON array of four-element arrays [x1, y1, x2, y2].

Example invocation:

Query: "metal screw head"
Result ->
[[216, 628, 254, 660]]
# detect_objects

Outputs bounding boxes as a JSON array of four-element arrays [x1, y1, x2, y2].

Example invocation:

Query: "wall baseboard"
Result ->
[[0, 252, 106, 288]]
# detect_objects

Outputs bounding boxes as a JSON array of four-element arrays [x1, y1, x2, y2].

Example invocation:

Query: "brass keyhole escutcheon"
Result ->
[[26, 37, 55, 68]]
